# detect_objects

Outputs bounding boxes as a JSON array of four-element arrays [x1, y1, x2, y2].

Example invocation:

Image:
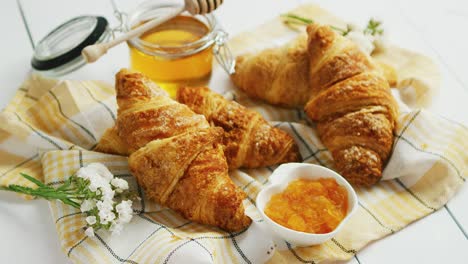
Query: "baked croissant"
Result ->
[[304, 24, 398, 186], [231, 36, 397, 107], [95, 126, 130, 156], [177, 86, 300, 169], [231, 35, 311, 107], [115, 69, 251, 231]]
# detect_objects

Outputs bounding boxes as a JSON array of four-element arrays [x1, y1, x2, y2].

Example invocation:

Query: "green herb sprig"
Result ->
[[363, 18, 384, 36], [281, 13, 383, 37]]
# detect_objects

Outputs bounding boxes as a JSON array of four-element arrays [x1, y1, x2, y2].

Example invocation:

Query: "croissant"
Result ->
[[231, 35, 311, 107], [95, 126, 130, 156], [231, 36, 397, 107], [177, 86, 300, 169], [304, 24, 398, 186], [115, 69, 251, 231]]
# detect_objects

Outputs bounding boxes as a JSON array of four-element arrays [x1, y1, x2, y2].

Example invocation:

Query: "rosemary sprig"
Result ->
[[281, 13, 383, 37], [281, 13, 314, 25], [363, 18, 384, 36], [281, 13, 350, 35]]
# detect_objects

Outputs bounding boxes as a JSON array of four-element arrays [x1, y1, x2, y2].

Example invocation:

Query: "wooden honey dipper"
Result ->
[[82, 0, 223, 63]]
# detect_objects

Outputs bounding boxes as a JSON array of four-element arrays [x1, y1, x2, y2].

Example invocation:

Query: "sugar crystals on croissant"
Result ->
[[304, 23, 398, 186], [97, 85, 301, 169], [231, 22, 399, 186], [176, 86, 301, 169]]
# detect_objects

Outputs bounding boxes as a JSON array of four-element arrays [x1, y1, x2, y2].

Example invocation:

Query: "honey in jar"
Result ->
[[264, 178, 348, 234], [129, 15, 213, 97]]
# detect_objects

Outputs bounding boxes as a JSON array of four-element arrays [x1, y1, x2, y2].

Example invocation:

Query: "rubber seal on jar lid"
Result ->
[[31, 15, 109, 72]]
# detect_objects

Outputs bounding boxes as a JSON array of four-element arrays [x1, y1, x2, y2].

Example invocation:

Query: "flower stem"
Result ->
[[0, 174, 82, 209], [281, 13, 314, 25], [281, 13, 349, 35]]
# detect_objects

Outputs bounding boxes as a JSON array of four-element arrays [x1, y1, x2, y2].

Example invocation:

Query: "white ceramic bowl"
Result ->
[[256, 163, 358, 246]]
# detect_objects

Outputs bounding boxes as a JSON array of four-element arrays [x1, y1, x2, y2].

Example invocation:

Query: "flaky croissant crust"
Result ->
[[116, 69, 251, 231], [304, 24, 398, 186], [177, 86, 300, 169]]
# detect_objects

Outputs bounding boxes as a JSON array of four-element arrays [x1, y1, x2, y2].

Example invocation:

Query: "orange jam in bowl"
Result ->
[[264, 178, 348, 234]]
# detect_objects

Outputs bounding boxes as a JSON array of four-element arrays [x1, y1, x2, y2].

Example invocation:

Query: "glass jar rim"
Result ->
[[125, 2, 219, 59]]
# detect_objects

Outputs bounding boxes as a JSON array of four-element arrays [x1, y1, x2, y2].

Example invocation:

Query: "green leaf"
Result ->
[[20, 173, 47, 188], [281, 13, 314, 25], [57, 177, 73, 191], [281, 13, 350, 36], [364, 18, 384, 36]]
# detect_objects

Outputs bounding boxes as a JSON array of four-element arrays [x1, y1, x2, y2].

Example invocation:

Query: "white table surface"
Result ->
[[0, 0, 467, 263]]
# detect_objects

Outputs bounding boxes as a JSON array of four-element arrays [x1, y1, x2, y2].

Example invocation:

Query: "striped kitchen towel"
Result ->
[[0, 3, 466, 264]]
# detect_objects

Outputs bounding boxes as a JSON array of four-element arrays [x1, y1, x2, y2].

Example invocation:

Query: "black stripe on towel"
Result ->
[[285, 241, 316, 264], [49, 90, 97, 141], [394, 110, 421, 148], [331, 238, 356, 254], [392, 110, 444, 212], [14, 113, 63, 149], [94, 233, 139, 264], [302, 149, 327, 162], [229, 232, 252, 264], [395, 178, 437, 211], [163, 238, 214, 264], [67, 236, 87, 257], [24, 94, 38, 101], [395, 135, 465, 181], [124, 226, 165, 262], [287, 123, 325, 166], [83, 86, 116, 121], [78, 150, 83, 167], [359, 202, 396, 233], [0, 154, 38, 177], [47, 180, 65, 186], [55, 212, 83, 224]]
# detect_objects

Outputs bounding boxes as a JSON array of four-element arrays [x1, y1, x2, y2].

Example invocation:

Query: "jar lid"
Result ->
[[31, 15, 109, 75]]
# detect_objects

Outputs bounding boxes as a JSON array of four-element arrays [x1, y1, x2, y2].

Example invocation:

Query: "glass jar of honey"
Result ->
[[125, 1, 233, 97]]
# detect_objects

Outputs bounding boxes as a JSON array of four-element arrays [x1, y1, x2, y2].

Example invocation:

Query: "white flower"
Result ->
[[345, 31, 375, 55], [87, 163, 114, 182], [76, 167, 98, 180], [86, 216, 97, 225], [111, 178, 129, 192], [85, 227, 95, 237], [96, 199, 113, 211], [80, 199, 96, 212], [99, 210, 116, 224], [116, 200, 133, 212], [110, 221, 124, 235], [96, 199, 115, 224], [90, 174, 110, 192], [119, 213, 133, 224], [88, 181, 99, 192], [101, 186, 115, 201], [116, 200, 133, 224]]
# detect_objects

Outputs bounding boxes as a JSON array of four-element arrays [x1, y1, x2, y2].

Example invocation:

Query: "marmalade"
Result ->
[[129, 15, 213, 98], [264, 178, 348, 234]]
